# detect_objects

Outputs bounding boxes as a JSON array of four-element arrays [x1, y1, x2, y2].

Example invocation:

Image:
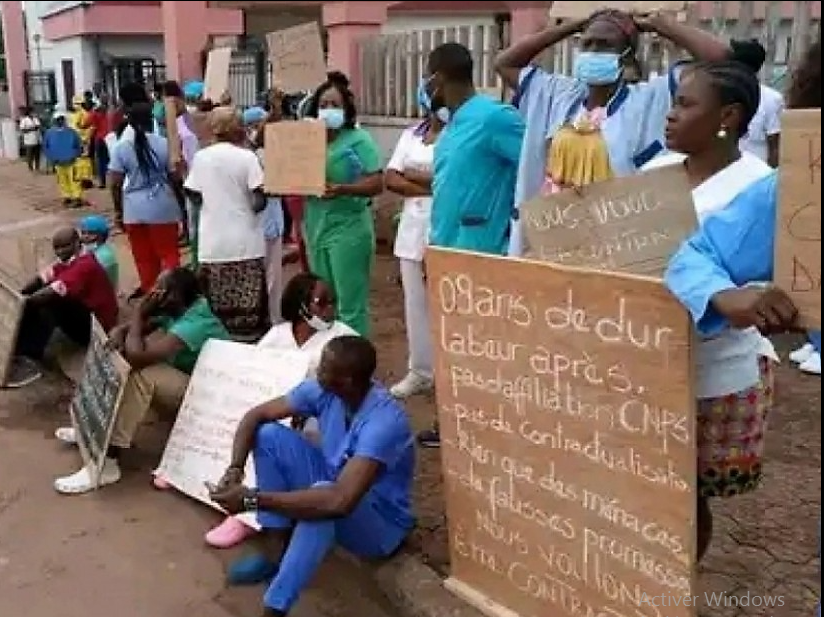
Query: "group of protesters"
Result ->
[[2, 7, 821, 616]]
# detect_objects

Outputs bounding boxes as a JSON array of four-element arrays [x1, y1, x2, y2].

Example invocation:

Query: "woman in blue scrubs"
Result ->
[[496, 9, 731, 255]]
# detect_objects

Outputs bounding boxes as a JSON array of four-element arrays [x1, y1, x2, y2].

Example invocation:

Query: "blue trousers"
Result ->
[[254, 422, 408, 612], [810, 331, 821, 354]]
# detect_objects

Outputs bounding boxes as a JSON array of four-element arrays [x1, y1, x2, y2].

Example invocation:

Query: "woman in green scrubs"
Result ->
[[303, 73, 384, 336]]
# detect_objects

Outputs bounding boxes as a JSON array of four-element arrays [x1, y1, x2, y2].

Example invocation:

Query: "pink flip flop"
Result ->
[[205, 516, 257, 549], [152, 475, 172, 490]]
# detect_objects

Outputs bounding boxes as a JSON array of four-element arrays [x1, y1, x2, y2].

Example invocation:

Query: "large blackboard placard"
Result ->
[[69, 317, 131, 487]]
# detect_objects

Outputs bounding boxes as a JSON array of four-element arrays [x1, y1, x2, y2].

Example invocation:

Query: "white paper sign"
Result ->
[[155, 340, 309, 524]]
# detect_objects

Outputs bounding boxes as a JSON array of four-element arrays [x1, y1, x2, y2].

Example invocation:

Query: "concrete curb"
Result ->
[[338, 550, 486, 617]]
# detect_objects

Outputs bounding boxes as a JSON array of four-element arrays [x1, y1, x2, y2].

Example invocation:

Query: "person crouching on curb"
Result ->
[[79, 215, 120, 290], [53, 267, 230, 494], [208, 336, 415, 616], [43, 111, 83, 208]]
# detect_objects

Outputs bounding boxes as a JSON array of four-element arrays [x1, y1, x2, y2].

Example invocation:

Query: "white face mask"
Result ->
[[305, 314, 333, 331]]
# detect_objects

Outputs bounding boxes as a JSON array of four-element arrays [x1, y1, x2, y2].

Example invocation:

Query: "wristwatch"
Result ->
[[242, 489, 260, 512]]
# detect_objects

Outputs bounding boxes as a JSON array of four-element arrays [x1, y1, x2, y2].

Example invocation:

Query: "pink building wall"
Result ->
[[1, 0, 28, 116]]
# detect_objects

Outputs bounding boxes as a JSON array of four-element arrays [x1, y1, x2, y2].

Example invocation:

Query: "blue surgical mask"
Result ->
[[574, 51, 623, 86], [318, 108, 345, 130]]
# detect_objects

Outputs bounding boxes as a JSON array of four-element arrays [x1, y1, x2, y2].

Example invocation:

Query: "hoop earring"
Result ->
[[716, 127, 729, 139]]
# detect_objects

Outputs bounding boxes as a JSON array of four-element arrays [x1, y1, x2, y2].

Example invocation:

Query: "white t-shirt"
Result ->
[[184, 142, 266, 263], [258, 320, 357, 376], [739, 85, 784, 163], [386, 126, 435, 262], [19, 116, 41, 146], [643, 150, 777, 399]]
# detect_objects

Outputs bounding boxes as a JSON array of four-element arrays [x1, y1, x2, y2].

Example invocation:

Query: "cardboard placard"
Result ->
[[427, 248, 696, 617], [69, 317, 131, 488], [775, 109, 821, 329], [17, 235, 54, 279], [551, 1, 688, 18], [164, 97, 182, 167], [267, 22, 327, 93], [204, 47, 233, 103], [522, 165, 697, 278], [263, 121, 327, 196], [0, 274, 24, 387], [154, 340, 309, 521]]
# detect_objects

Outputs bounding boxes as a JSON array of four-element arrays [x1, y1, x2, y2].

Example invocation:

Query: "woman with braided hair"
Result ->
[[495, 8, 730, 256], [664, 32, 821, 562]]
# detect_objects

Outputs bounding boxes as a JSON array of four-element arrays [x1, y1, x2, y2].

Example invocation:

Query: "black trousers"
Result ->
[[16, 295, 92, 361], [24, 144, 42, 172]]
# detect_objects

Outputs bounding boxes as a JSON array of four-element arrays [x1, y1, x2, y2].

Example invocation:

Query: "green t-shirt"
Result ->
[[304, 127, 381, 249], [158, 297, 230, 374], [93, 243, 119, 290]]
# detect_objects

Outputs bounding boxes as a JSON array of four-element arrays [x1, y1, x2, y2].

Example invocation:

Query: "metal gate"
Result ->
[[23, 70, 57, 113], [101, 58, 166, 97]]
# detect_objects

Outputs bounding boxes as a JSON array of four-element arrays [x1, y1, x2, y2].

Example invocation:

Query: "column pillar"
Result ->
[[1, 0, 29, 116], [162, 0, 210, 82], [322, 2, 388, 93]]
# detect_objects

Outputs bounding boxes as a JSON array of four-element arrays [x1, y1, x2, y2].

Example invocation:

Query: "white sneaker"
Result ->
[[55, 426, 78, 446], [790, 343, 815, 365], [54, 459, 122, 495], [390, 371, 434, 399], [800, 352, 821, 376]]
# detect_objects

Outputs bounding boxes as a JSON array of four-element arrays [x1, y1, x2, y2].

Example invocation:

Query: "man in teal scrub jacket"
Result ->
[[428, 42, 525, 256], [418, 43, 525, 448]]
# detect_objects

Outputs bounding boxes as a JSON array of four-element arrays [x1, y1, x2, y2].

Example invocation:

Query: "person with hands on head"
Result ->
[[5, 227, 118, 389], [303, 72, 383, 337], [53, 267, 230, 494], [209, 335, 414, 617], [495, 8, 731, 256], [664, 29, 822, 564]]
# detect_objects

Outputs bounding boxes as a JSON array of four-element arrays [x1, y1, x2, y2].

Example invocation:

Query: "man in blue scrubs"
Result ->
[[209, 336, 415, 617], [419, 42, 526, 448], [428, 42, 526, 256]]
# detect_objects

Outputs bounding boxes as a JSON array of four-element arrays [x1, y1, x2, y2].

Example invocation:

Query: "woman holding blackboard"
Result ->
[[664, 34, 821, 562]]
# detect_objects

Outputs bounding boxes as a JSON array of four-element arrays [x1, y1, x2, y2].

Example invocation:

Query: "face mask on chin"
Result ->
[[574, 51, 625, 86]]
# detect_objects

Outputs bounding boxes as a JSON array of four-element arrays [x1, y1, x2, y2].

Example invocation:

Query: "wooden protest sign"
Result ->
[[164, 97, 182, 168], [775, 109, 821, 329], [204, 47, 233, 103], [522, 165, 697, 278], [551, 1, 688, 18], [267, 22, 327, 93], [69, 317, 131, 488], [427, 247, 696, 617], [0, 274, 24, 387], [155, 340, 309, 522], [264, 120, 327, 196]]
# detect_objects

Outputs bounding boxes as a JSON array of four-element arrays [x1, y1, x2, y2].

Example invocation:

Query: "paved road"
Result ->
[[0, 162, 396, 617]]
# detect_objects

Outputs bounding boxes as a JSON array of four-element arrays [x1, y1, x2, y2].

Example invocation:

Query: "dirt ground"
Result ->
[[1, 161, 821, 617]]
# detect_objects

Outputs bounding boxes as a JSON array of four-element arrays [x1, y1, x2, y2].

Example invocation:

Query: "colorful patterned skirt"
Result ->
[[697, 358, 774, 498], [198, 258, 269, 340]]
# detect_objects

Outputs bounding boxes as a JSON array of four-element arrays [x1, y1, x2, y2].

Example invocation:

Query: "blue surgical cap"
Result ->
[[183, 80, 204, 100], [242, 106, 268, 126], [79, 215, 110, 236]]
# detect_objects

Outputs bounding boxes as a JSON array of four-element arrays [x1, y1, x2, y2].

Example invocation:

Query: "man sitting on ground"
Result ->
[[209, 336, 415, 617], [7, 227, 118, 388], [54, 267, 230, 494]]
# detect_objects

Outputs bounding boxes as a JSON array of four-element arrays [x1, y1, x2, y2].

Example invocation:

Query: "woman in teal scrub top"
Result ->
[[303, 72, 384, 337]]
